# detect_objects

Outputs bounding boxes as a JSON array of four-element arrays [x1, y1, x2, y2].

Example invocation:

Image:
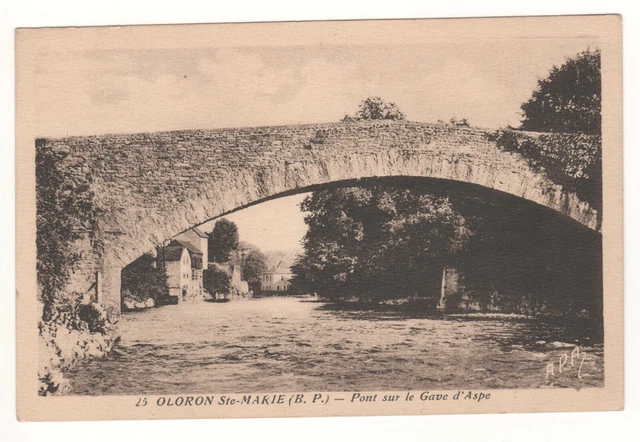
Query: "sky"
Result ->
[[33, 40, 599, 138], [201, 193, 310, 253], [31, 30, 600, 253]]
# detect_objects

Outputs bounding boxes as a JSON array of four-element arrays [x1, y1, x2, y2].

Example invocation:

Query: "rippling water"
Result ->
[[67, 297, 604, 395]]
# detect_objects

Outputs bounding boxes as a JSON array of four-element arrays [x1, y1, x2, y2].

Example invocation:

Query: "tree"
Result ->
[[291, 185, 471, 305], [242, 249, 268, 292], [120, 252, 169, 306], [342, 97, 406, 122], [203, 268, 231, 296], [520, 49, 601, 134], [208, 218, 239, 263]]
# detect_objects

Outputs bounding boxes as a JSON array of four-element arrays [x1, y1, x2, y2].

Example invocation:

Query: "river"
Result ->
[[67, 296, 604, 395]]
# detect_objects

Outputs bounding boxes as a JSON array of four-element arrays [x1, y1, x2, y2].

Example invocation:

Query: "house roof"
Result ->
[[264, 261, 292, 275], [163, 246, 188, 261], [169, 239, 203, 256], [191, 227, 208, 238]]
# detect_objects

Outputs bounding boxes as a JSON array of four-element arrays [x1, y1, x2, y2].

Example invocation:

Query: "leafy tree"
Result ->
[[342, 97, 406, 122], [242, 249, 268, 292], [120, 253, 169, 306], [291, 185, 470, 305], [520, 49, 601, 134], [203, 267, 231, 296], [208, 218, 239, 263]]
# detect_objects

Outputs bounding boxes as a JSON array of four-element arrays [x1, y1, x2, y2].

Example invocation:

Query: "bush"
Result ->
[[38, 292, 118, 396], [342, 97, 406, 122], [120, 252, 169, 308], [43, 292, 117, 335]]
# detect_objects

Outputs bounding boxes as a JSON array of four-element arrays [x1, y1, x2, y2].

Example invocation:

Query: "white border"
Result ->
[[2, 1, 639, 441]]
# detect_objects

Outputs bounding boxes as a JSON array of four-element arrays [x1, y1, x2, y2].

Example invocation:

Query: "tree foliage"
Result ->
[[120, 253, 169, 305], [291, 185, 471, 304], [203, 267, 231, 296], [242, 249, 268, 291], [342, 97, 406, 122], [520, 49, 601, 135], [208, 218, 239, 263]]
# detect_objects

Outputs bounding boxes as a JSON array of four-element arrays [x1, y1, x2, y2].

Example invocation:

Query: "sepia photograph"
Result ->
[[14, 14, 623, 421]]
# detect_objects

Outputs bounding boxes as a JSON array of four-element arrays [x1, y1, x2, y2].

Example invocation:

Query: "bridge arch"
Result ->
[[43, 121, 599, 314]]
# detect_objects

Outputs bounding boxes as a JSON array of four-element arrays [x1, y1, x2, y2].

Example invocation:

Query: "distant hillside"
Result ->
[[264, 249, 300, 271], [233, 243, 300, 271]]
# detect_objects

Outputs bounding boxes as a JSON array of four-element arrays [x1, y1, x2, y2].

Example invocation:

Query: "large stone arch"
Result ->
[[43, 121, 599, 315]]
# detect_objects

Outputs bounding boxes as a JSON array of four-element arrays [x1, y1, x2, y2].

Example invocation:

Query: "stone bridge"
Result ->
[[40, 121, 599, 315]]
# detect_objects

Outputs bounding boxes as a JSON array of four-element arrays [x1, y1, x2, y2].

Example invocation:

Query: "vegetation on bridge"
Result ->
[[36, 139, 103, 321], [490, 49, 602, 221]]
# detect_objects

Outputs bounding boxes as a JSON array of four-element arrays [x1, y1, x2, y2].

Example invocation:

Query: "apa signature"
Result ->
[[545, 345, 587, 380]]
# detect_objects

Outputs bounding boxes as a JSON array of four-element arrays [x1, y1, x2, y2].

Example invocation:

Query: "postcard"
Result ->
[[16, 15, 623, 421]]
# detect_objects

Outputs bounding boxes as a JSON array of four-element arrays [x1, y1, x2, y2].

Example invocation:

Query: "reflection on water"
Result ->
[[67, 297, 604, 396]]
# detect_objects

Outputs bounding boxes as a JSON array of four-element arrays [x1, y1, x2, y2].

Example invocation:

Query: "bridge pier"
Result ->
[[63, 239, 123, 318], [100, 253, 122, 317]]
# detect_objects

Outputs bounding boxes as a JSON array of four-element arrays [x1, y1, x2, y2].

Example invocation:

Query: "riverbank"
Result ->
[[38, 298, 119, 395]]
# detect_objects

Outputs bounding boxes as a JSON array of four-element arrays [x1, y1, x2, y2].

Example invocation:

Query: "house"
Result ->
[[261, 262, 293, 293], [159, 227, 209, 302], [161, 245, 192, 303], [174, 227, 208, 269]]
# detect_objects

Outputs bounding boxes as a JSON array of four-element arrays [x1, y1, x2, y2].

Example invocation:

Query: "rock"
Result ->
[[85, 341, 104, 358], [134, 301, 146, 309], [550, 341, 577, 348], [123, 298, 136, 310], [144, 298, 155, 308], [535, 340, 546, 345], [49, 372, 72, 395]]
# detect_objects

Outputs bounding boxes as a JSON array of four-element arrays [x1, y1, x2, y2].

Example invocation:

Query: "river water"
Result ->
[[67, 296, 604, 395]]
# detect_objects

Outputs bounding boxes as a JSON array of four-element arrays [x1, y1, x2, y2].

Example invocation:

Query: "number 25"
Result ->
[[136, 397, 147, 407]]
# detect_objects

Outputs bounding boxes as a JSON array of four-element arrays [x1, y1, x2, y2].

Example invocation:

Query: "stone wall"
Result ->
[[40, 121, 600, 315]]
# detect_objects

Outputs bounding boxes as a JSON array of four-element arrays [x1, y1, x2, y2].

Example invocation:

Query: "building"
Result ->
[[162, 245, 192, 302], [174, 227, 208, 269], [261, 262, 293, 293], [160, 227, 209, 302]]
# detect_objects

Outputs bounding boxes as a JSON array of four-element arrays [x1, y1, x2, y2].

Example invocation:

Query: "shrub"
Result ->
[[342, 97, 406, 122], [120, 252, 169, 308]]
